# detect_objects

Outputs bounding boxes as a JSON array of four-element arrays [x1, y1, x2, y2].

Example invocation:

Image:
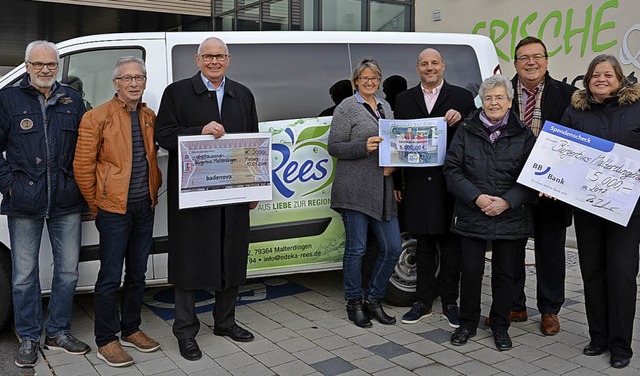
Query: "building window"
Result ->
[[322, 0, 362, 31], [370, 1, 410, 31], [213, 0, 413, 31]]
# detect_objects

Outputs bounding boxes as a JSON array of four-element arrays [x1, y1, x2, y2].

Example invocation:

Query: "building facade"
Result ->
[[0, 0, 413, 73]]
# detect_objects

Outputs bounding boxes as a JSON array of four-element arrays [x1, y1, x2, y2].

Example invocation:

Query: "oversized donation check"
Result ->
[[378, 117, 447, 167], [517, 121, 640, 226], [178, 133, 272, 209]]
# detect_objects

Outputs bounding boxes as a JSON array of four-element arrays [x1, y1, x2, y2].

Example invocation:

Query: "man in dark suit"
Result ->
[[155, 36, 258, 361], [394, 48, 476, 328], [508, 37, 576, 336]]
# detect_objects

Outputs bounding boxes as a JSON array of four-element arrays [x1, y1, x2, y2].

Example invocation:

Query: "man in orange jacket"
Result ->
[[73, 56, 162, 368]]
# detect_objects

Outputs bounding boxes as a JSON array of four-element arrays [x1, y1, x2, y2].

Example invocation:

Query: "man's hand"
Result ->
[[249, 201, 258, 210], [383, 166, 395, 176], [394, 189, 403, 203], [202, 121, 226, 139], [443, 109, 462, 126]]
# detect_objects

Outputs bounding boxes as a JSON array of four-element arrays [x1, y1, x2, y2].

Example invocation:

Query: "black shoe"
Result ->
[[493, 330, 512, 351], [450, 327, 476, 346], [15, 340, 39, 368], [346, 299, 372, 328], [213, 324, 255, 342], [44, 333, 90, 355], [611, 356, 630, 369], [364, 299, 396, 325], [178, 338, 202, 361], [583, 343, 607, 356]]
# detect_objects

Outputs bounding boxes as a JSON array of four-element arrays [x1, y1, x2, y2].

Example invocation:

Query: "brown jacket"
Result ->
[[74, 96, 162, 215]]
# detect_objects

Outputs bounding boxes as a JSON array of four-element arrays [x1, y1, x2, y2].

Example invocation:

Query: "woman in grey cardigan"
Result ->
[[328, 59, 402, 328]]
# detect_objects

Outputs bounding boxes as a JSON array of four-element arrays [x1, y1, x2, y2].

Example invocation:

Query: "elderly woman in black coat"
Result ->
[[443, 74, 535, 351], [561, 55, 640, 369]]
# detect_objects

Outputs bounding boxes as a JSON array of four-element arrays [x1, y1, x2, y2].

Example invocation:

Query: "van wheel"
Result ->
[[385, 233, 418, 307], [0, 249, 12, 332]]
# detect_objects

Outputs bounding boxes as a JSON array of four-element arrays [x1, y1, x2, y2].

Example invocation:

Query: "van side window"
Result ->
[[171, 43, 352, 121], [349, 44, 483, 99], [61, 48, 144, 110]]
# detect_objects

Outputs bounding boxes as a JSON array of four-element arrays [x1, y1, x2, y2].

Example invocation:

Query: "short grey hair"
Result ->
[[113, 56, 146, 80], [198, 37, 229, 54], [25, 40, 59, 63], [351, 58, 382, 90], [478, 74, 514, 100]]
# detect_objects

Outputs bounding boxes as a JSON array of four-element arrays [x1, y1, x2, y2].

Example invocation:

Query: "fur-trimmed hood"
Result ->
[[571, 83, 640, 110]]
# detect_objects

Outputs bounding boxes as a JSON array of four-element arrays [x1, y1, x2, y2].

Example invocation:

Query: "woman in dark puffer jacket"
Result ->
[[443, 75, 535, 352], [561, 54, 640, 369]]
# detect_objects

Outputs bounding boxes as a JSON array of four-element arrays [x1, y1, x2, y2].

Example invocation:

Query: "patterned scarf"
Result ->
[[516, 80, 545, 136], [480, 110, 510, 143]]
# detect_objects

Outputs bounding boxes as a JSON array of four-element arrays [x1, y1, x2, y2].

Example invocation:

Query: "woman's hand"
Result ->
[[366, 136, 383, 152], [481, 195, 510, 216], [475, 193, 494, 209]]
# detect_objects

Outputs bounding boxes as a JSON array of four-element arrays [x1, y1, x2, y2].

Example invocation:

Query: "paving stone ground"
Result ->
[[16, 245, 640, 375]]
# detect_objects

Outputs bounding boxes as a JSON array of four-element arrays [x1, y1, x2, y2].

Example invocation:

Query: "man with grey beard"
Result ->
[[0, 40, 89, 368]]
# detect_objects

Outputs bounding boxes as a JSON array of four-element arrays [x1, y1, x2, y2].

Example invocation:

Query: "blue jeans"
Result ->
[[341, 209, 402, 301], [8, 213, 81, 341], [94, 199, 154, 347]]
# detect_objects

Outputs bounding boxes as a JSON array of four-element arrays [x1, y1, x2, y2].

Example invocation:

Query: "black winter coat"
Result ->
[[444, 109, 536, 240], [511, 73, 576, 229], [155, 73, 259, 290], [561, 84, 640, 216], [394, 82, 476, 234]]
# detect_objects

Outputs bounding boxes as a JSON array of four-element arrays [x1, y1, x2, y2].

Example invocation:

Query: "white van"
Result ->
[[0, 31, 500, 330]]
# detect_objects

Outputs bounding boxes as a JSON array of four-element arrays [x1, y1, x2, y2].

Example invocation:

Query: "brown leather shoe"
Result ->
[[540, 313, 560, 336], [484, 310, 528, 326], [97, 340, 133, 367], [121, 330, 161, 353]]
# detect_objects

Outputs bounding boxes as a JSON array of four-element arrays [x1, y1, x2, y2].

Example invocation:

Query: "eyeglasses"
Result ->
[[199, 54, 230, 62], [358, 76, 381, 83], [28, 61, 58, 70], [482, 95, 509, 103], [115, 75, 147, 83], [515, 54, 547, 63]]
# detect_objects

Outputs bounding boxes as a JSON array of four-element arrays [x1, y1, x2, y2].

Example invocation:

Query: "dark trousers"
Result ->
[[414, 233, 460, 307], [172, 286, 239, 340], [574, 212, 640, 359], [513, 212, 567, 314], [94, 199, 154, 347], [459, 236, 526, 331]]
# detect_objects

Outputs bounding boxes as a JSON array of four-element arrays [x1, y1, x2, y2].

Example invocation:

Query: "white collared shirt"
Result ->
[[200, 73, 225, 115], [421, 81, 443, 113]]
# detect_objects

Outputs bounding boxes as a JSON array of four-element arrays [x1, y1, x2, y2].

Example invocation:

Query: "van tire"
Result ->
[[0, 249, 12, 332], [384, 233, 418, 307], [363, 232, 418, 307]]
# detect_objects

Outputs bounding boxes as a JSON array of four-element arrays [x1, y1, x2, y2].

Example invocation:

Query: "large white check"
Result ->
[[378, 117, 447, 167], [178, 133, 272, 209], [517, 121, 640, 226]]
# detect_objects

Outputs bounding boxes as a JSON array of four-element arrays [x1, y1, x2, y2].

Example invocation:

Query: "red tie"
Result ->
[[523, 88, 537, 127]]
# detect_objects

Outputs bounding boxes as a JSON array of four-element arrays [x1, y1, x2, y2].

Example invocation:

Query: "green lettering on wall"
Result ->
[[510, 16, 520, 61], [489, 19, 510, 61], [564, 6, 592, 56], [592, 0, 618, 52], [472, 21, 486, 34], [519, 12, 538, 39], [538, 11, 563, 57]]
